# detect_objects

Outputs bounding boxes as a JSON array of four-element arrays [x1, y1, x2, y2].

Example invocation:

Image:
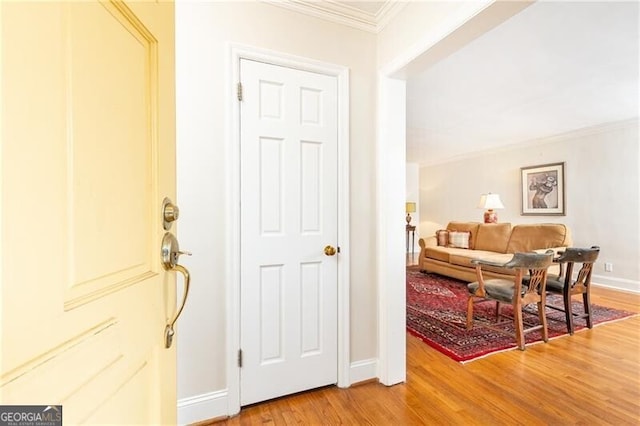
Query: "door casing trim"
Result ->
[[226, 43, 350, 415]]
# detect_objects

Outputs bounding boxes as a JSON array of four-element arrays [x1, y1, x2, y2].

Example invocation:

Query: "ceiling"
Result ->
[[276, 1, 639, 166], [406, 1, 639, 166]]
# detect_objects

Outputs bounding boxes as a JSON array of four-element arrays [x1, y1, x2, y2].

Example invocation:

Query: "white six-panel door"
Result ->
[[0, 1, 177, 423], [239, 59, 338, 405]]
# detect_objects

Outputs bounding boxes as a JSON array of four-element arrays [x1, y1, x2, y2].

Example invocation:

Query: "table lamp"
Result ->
[[406, 202, 416, 225], [477, 193, 504, 223]]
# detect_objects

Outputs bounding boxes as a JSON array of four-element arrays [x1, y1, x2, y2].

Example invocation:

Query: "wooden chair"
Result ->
[[545, 246, 600, 335], [466, 251, 554, 350]]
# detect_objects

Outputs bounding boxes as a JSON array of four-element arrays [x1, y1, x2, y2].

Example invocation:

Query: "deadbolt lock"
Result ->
[[162, 197, 180, 230]]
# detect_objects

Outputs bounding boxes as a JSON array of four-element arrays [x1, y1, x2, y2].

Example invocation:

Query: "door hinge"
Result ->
[[238, 349, 243, 368], [237, 82, 243, 101]]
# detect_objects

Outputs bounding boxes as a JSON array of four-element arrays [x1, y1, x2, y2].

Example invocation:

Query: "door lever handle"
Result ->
[[164, 263, 190, 349], [161, 232, 192, 348]]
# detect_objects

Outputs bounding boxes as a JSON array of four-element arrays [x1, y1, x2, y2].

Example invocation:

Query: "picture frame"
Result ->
[[520, 162, 565, 216]]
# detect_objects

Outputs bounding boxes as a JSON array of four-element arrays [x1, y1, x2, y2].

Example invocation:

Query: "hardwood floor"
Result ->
[[207, 286, 640, 425]]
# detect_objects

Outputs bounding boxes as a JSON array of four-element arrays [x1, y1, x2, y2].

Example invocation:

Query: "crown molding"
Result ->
[[374, 0, 407, 32], [262, 0, 407, 33], [416, 118, 640, 167]]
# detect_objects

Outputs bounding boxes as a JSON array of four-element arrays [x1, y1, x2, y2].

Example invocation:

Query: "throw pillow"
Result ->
[[436, 229, 449, 246], [448, 231, 471, 249]]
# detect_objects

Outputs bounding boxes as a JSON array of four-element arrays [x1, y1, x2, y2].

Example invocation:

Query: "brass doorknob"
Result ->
[[324, 245, 337, 256]]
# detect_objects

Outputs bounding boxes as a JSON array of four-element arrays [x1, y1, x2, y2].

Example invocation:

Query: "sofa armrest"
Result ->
[[417, 237, 436, 271], [419, 236, 436, 249]]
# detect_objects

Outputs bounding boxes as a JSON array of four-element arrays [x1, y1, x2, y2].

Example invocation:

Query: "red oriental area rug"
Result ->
[[406, 268, 636, 363]]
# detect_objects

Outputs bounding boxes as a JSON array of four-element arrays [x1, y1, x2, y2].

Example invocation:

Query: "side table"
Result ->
[[406, 225, 416, 255]]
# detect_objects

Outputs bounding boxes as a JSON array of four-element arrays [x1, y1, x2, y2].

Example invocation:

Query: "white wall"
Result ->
[[418, 120, 640, 292], [375, 76, 407, 385], [176, 1, 377, 421]]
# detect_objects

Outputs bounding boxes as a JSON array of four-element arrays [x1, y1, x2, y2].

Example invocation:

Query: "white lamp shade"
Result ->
[[478, 193, 504, 209], [405, 202, 416, 213]]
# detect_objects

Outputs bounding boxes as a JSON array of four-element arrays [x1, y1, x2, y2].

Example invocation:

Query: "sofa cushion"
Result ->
[[448, 231, 471, 249], [436, 229, 449, 246], [449, 251, 512, 268], [446, 222, 480, 249], [450, 251, 517, 277], [424, 246, 452, 263], [475, 223, 512, 253], [506, 224, 570, 253]]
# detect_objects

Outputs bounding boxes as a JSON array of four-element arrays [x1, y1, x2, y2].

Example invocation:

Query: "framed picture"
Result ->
[[520, 162, 565, 216]]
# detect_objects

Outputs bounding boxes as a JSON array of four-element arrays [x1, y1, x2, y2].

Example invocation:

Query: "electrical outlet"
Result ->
[[604, 262, 613, 272]]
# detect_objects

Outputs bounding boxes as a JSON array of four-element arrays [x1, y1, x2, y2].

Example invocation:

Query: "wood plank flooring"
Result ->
[[206, 285, 640, 425]]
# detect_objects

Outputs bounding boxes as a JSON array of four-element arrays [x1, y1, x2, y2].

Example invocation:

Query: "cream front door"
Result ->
[[239, 59, 339, 406], [1, 1, 177, 424]]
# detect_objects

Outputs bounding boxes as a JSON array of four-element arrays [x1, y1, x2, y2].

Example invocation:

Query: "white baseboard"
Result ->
[[592, 275, 640, 294], [177, 359, 380, 424], [177, 389, 229, 425], [349, 358, 378, 384]]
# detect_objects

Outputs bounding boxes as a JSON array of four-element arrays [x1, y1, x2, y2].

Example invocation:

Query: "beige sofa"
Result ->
[[418, 222, 572, 282]]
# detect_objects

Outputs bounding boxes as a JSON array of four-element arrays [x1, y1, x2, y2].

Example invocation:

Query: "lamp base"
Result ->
[[406, 213, 412, 225], [484, 209, 498, 223]]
